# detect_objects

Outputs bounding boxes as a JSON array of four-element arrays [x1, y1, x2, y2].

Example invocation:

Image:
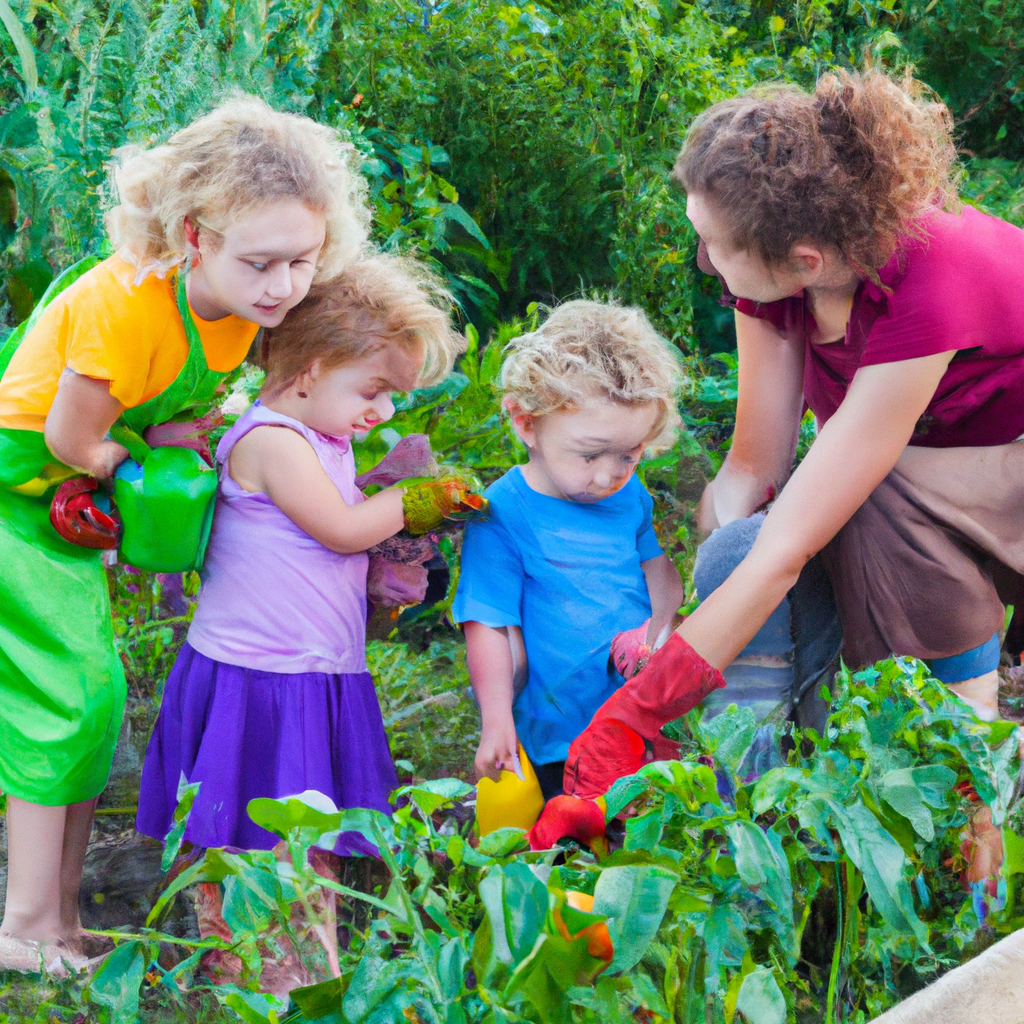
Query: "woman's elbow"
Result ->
[[747, 539, 813, 596]]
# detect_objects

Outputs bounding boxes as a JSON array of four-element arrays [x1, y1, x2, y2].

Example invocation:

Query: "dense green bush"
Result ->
[[1, 0, 1022, 349]]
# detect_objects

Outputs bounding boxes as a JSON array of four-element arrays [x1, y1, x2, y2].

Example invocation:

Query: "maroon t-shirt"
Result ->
[[704, 206, 1024, 447]]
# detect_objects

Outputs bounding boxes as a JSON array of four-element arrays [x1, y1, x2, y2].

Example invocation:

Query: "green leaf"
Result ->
[[162, 777, 201, 872], [395, 777, 474, 818], [727, 821, 793, 926], [290, 977, 345, 1018], [246, 794, 344, 836], [221, 989, 282, 1024], [478, 827, 530, 858], [88, 941, 148, 1024], [830, 800, 927, 941], [691, 704, 758, 774], [341, 951, 405, 1021], [736, 967, 786, 1024], [604, 774, 653, 819], [0, 0, 37, 90], [443, 200, 491, 247], [879, 765, 956, 841], [702, 903, 749, 993], [221, 869, 282, 936], [479, 870, 513, 964], [501, 862, 550, 963], [438, 936, 469, 1000], [592, 864, 679, 972]]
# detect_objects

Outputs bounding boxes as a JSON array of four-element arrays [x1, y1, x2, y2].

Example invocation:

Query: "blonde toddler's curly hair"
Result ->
[[501, 300, 684, 452], [259, 252, 466, 397], [106, 94, 370, 281]]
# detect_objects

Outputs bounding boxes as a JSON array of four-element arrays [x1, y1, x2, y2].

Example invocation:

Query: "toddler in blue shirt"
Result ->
[[452, 300, 686, 799]]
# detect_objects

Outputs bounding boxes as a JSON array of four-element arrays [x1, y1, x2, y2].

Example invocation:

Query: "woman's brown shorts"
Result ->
[[820, 441, 1024, 668]]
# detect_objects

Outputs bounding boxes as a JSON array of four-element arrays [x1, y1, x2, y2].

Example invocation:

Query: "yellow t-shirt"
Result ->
[[0, 255, 259, 433]]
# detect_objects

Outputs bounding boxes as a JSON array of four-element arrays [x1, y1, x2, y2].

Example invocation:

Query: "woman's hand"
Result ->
[[44, 371, 128, 479]]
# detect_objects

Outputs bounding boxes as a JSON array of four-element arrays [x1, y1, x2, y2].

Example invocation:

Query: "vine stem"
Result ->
[[825, 858, 845, 1024]]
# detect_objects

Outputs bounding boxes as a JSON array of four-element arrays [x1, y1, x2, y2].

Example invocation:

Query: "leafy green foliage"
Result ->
[[68, 656, 1017, 1023]]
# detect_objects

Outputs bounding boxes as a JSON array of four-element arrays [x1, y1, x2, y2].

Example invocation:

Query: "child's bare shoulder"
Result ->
[[229, 423, 316, 492]]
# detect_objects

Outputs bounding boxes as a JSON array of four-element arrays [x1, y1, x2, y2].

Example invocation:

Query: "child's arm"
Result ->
[[465, 620, 524, 782], [44, 371, 129, 479], [641, 554, 684, 646], [229, 423, 405, 553]]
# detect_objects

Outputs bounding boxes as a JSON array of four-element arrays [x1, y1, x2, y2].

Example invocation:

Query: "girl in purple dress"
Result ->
[[137, 254, 465, 864]]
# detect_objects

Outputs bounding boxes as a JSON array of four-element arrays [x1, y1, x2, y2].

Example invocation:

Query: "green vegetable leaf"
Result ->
[[592, 863, 679, 972], [736, 967, 786, 1024]]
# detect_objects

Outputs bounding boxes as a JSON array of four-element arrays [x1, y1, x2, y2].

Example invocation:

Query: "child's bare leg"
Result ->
[[58, 796, 98, 940], [1, 796, 66, 941], [307, 849, 340, 978]]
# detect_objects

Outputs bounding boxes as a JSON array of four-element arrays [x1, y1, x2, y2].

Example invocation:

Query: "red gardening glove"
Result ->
[[564, 633, 725, 800], [49, 477, 121, 550], [610, 619, 653, 678]]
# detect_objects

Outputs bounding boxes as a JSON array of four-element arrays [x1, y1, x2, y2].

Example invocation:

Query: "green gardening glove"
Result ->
[[400, 474, 488, 535]]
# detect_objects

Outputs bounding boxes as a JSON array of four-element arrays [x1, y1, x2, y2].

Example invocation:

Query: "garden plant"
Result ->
[[0, 0, 1023, 1021]]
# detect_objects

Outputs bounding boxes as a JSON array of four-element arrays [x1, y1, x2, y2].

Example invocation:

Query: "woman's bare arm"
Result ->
[[681, 349, 955, 669], [44, 370, 129, 479], [698, 310, 806, 535]]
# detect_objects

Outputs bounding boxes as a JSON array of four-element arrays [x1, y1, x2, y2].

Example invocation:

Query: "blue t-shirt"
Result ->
[[453, 467, 663, 765]]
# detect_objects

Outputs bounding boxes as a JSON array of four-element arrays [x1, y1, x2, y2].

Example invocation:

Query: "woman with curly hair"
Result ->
[[561, 71, 1024, 818]]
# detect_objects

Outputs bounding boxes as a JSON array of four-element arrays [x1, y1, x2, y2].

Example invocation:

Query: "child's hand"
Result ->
[[475, 719, 519, 783], [401, 475, 488, 535], [610, 620, 654, 679]]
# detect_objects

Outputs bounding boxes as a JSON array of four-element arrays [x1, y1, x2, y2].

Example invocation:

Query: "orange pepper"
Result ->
[[555, 890, 614, 963]]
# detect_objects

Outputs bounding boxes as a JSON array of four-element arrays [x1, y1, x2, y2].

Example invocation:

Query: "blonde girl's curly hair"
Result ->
[[673, 69, 959, 280], [106, 94, 371, 281], [501, 300, 685, 452], [259, 252, 466, 397]]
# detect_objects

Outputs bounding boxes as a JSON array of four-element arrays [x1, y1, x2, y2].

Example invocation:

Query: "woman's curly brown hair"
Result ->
[[673, 69, 959, 277]]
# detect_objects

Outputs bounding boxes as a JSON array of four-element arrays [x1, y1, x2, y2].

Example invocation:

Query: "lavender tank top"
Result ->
[[187, 401, 369, 674]]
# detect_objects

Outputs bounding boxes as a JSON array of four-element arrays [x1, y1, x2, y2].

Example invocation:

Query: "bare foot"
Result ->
[[961, 804, 1004, 886]]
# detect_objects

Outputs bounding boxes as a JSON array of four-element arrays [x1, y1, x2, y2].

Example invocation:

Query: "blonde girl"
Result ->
[[0, 95, 369, 972]]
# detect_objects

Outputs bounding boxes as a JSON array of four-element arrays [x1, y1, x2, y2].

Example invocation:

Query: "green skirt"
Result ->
[[0, 487, 126, 805]]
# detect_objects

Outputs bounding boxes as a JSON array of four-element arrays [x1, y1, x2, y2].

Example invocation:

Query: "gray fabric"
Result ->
[[694, 514, 793, 658]]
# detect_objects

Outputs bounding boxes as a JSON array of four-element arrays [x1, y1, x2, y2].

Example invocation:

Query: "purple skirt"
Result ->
[[136, 643, 398, 857]]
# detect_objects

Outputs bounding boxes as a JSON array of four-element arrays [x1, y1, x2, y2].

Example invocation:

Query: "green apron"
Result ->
[[0, 259, 232, 806]]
